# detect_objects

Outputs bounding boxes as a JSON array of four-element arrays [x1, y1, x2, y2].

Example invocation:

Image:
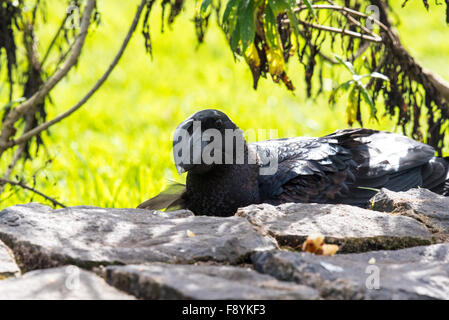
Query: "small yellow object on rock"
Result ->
[[301, 234, 339, 256]]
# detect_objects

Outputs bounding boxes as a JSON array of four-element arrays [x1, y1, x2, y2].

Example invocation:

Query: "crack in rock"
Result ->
[[237, 202, 432, 253], [0, 203, 276, 271]]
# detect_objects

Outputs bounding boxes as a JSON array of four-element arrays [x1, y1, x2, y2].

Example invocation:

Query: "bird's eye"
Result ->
[[215, 119, 223, 127]]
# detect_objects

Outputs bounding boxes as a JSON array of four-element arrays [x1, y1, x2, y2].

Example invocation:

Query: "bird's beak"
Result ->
[[175, 163, 186, 175], [173, 118, 204, 175]]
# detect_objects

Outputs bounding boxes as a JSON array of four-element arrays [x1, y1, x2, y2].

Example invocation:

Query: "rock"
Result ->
[[370, 188, 449, 237], [252, 243, 449, 300], [105, 263, 319, 300], [0, 240, 20, 279], [237, 202, 432, 253], [0, 203, 276, 271], [0, 266, 134, 299]]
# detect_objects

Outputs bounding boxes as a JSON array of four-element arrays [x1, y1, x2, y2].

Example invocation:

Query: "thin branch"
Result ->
[[294, 3, 395, 40], [0, 117, 34, 195], [318, 40, 370, 64], [0, 0, 96, 156], [371, 0, 449, 104], [294, 2, 449, 102], [295, 3, 390, 31], [0, 178, 66, 208], [0, 13, 44, 196], [287, 3, 385, 43], [326, 0, 380, 41], [291, 19, 383, 42], [47, 38, 76, 78], [5, 0, 148, 148], [41, 14, 69, 66]]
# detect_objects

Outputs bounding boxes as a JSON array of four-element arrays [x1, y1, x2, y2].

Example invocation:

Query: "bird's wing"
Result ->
[[137, 182, 186, 211], [253, 130, 359, 204], [253, 128, 437, 206]]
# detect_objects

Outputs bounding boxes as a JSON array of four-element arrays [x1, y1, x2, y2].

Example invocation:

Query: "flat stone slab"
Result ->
[[105, 263, 319, 300], [0, 266, 134, 299], [370, 188, 449, 236], [0, 203, 276, 271], [0, 240, 20, 279], [252, 243, 449, 300], [237, 203, 432, 253]]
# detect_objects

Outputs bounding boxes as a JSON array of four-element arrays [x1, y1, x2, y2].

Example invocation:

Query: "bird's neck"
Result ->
[[184, 146, 260, 216]]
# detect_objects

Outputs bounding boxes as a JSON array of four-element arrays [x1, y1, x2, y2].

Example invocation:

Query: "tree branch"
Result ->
[[371, 0, 449, 104], [0, 116, 34, 196], [294, 20, 383, 42], [4, 0, 148, 149], [0, 0, 96, 156], [0, 178, 66, 208], [293, 1, 449, 103], [41, 14, 69, 66], [422, 68, 449, 103]]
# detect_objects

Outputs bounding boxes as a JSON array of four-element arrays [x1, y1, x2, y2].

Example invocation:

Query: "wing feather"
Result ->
[[255, 128, 441, 207]]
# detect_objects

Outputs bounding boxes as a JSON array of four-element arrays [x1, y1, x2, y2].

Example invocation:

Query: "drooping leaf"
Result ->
[[368, 72, 390, 82], [200, 0, 213, 15], [346, 86, 358, 126], [334, 55, 356, 75], [329, 79, 354, 105], [265, 1, 280, 49], [239, 0, 256, 53], [285, 0, 300, 48], [359, 85, 377, 120], [230, 18, 241, 52], [222, 0, 239, 26]]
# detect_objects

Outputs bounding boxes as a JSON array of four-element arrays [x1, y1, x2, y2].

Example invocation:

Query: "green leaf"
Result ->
[[239, 0, 256, 53], [269, 0, 285, 15], [265, 1, 279, 48], [222, 0, 239, 26], [357, 186, 381, 192], [334, 55, 356, 75], [230, 18, 241, 52], [303, 0, 315, 17], [329, 79, 354, 104], [369, 72, 390, 82], [358, 72, 390, 82], [346, 85, 358, 126], [359, 85, 377, 119], [222, 0, 241, 53], [200, 0, 213, 15], [285, 0, 300, 40]]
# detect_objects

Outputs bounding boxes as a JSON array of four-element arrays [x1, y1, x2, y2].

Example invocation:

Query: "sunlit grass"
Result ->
[[1, 0, 448, 209]]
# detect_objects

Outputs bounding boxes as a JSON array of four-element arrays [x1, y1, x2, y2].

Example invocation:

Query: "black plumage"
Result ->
[[138, 109, 449, 216]]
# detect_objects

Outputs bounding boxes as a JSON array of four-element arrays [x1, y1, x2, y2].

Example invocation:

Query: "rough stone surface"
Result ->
[[370, 188, 449, 236], [0, 203, 276, 271], [237, 202, 432, 252], [0, 240, 19, 279], [105, 263, 319, 300], [1, 190, 448, 300], [0, 266, 134, 299], [252, 243, 449, 300]]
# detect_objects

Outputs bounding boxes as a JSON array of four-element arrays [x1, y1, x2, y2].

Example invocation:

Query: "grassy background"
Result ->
[[1, 0, 448, 209]]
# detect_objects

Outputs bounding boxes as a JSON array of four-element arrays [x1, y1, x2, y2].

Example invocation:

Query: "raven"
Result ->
[[138, 109, 449, 216]]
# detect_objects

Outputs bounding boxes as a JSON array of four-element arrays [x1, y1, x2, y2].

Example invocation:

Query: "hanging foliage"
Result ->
[[140, 0, 449, 154]]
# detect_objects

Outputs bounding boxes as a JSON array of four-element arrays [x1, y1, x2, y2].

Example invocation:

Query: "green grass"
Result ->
[[1, 0, 448, 209]]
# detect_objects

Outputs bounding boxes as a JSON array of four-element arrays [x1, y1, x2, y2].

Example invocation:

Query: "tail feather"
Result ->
[[137, 182, 186, 211]]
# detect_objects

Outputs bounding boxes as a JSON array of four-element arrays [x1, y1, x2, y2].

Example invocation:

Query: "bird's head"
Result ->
[[173, 109, 248, 175]]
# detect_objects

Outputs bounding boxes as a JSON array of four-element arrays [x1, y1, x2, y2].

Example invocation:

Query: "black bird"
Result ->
[[138, 109, 449, 216]]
